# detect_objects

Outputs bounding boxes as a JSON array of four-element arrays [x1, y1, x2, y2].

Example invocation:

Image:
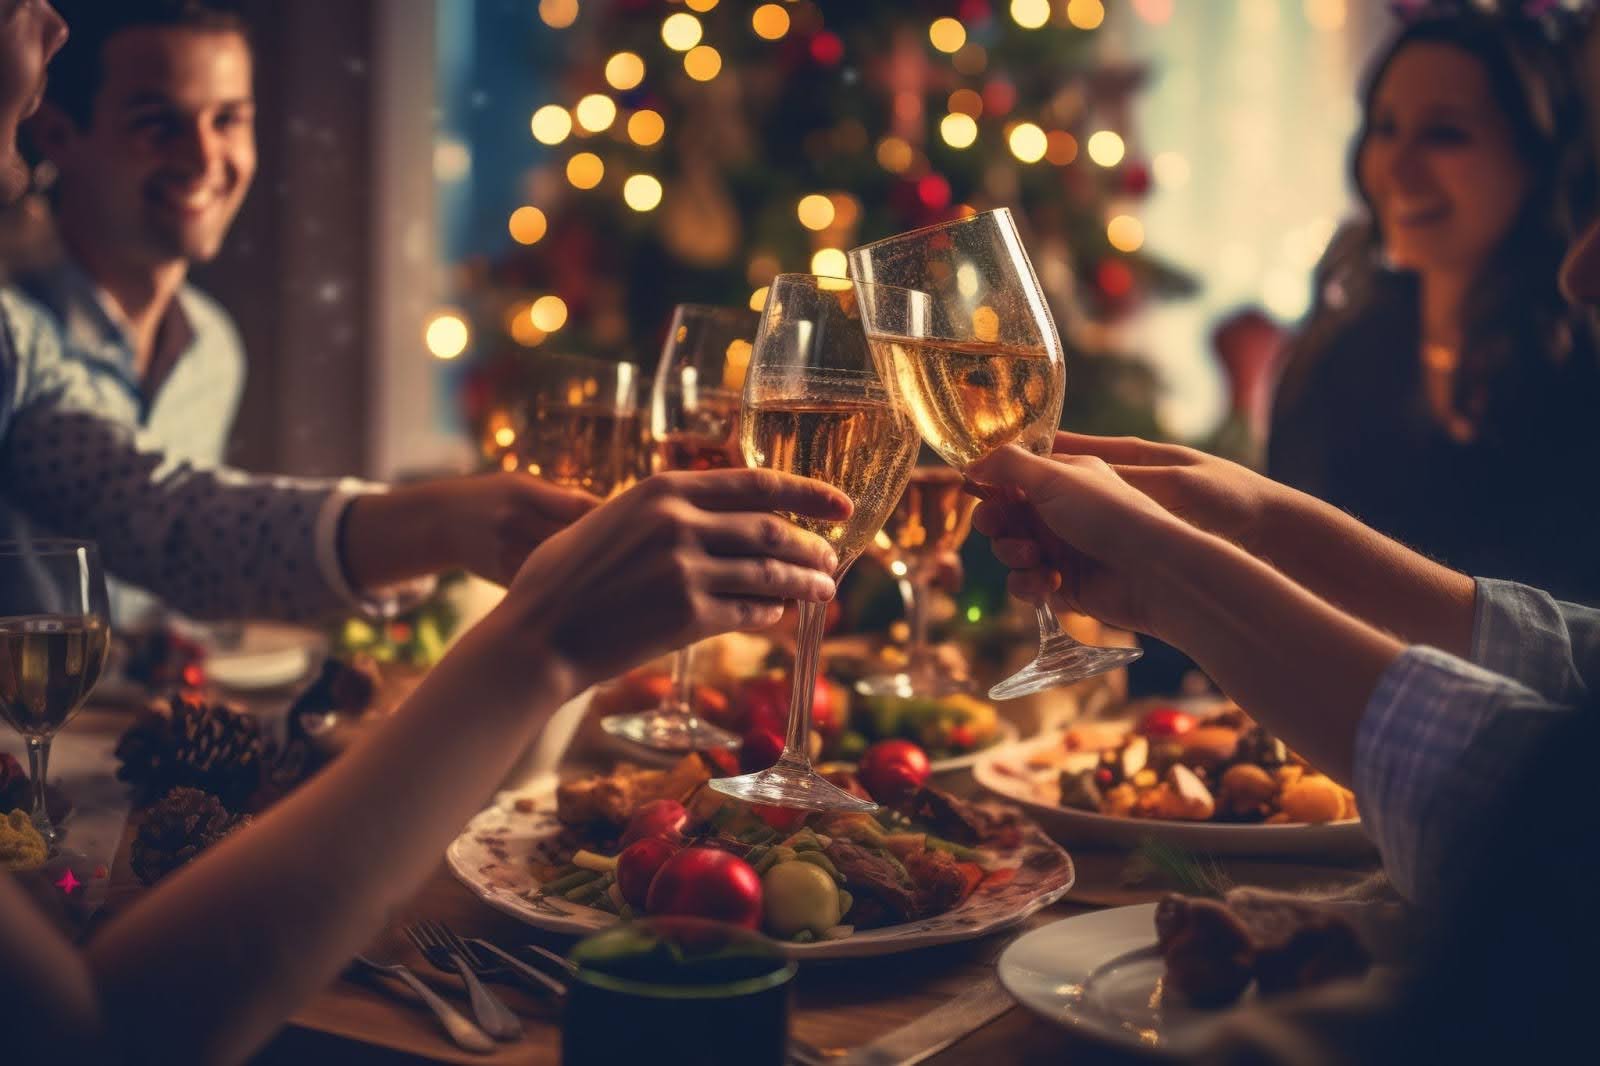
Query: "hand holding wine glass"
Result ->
[[850, 207, 1142, 699], [0, 540, 110, 845], [708, 274, 920, 813]]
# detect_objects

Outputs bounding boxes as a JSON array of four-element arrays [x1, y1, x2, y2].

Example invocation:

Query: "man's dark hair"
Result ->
[[45, 1, 252, 126]]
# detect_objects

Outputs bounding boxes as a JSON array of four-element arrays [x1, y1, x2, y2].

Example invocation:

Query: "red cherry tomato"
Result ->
[[857, 740, 931, 804], [616, 836, 681, 909], [619, 799, 689, 849], [646, 847, 764, 928], [1137, 706, 1198, 738], [751, 803, 807, 832]]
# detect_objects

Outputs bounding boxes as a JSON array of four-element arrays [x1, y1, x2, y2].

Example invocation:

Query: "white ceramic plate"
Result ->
[[605, 718, 1021, 774], [973, 731, 1372, 859], [999, 904, 1220, 1056], [446, 782, 1075, 959], [204, 626, 322, 692]]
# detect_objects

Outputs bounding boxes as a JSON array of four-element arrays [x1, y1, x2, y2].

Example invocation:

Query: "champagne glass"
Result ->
[[0, 540, 111, 845], [850, 208, 1142, 699], [600, 305, 757, 752], [858, 463, 979, 697], [489, 352, 640, 498], [709, 274, 920, 812]]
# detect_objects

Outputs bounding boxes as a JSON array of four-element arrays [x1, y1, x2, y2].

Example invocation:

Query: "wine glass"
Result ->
[[850, 208, 1142, 699], [600, 305, 758, 752], [709, 274, 920, 812], [0, 540, 111, 845], [488, 352, 641, 499], [858, 463, 979, 697]]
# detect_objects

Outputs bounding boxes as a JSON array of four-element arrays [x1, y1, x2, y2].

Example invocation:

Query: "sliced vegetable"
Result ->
[[572, 849, 618, 873]]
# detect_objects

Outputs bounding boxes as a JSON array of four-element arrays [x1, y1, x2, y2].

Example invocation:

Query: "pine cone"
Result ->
[[115, 694, 274, 810], [129, 787, 251, 885]]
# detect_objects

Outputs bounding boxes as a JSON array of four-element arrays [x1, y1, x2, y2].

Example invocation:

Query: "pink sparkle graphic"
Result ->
[[55, 869, 80, 895]]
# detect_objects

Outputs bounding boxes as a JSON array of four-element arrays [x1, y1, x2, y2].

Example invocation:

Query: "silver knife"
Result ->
[[801, 976, 1015, 1066]]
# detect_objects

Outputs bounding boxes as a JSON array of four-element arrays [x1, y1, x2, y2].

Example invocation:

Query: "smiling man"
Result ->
[[12, 2, 255, 623]]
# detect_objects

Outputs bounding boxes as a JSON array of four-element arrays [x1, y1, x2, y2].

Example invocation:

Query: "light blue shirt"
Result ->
[[1354, 578, 1600, 904], [7, 260, 246, 624]]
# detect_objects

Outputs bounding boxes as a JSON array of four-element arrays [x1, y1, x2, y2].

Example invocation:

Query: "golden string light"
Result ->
[[662, 12, 703, 51], [1010, 0, 1050, 29], [797, 193, 836, 231], [940, 113, 979, 149], [566, 152, 604, 189], [810, 248, 848, 278], [628, 109, 665, 146], [1107, 214, 1145, 252], [1066, 0, 1105, 30], [623, 174, 663, 212], [575, 93, 617, 133], [929, 17, 966, 53], [531, 295, 569, 332], [508, 206, 548, 245], [538, 0, 578, 29], [1008, 122, 1048, 163], [425, 312, 469, 360], [751, 3, 790, 39], [530, 105, 572, 145], [684, 45, 722, 81], [686, 0, 718, 10], [1086, 129, 1126, 167], [604, 52, 645, 91]]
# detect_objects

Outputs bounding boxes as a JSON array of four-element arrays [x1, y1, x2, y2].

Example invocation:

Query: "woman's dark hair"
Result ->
[[1280, 13, 1599, 442]]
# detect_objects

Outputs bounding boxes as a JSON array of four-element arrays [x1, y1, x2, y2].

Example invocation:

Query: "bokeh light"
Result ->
[[662, 12, 703, 51], [876, 136, 913, 173], [425, 312, 469, 360], [686, 0, 717, 10], [1107, 214, 1145, 252], [539, 0, 578, 29], [751, 4, 790, 39], [948, 89, 984, 117], [1010, 0, 1050, 29], [531, 295, 569, 332], [566, 152, 604, 189], [929, 17, 966, 53], [810, 248, 848, 278], [1008, 122, 1048, 163], [1045, 130, 1078, 165], [1066, 0, 1105, 30], [684, 45, 722, 81], [623, 174, 663, 212], [1086, 129, 1126, 167], [797, 194, 836, 231], [941, 113, 979, 149], [604, 52, 645, 91], [628, 109, 665, 146], [530, 105, 572, 145], [508, 206, 548, 245], [749, 286, 770, 312], [575, 93, 616, 133]]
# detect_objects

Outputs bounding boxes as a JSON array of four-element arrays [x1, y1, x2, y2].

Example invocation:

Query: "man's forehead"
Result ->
[[95, 26, 253, 107]]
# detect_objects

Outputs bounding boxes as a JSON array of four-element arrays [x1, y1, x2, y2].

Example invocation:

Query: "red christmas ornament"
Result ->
[[917, 174, 952, 211], [1119, 160, 1153, 198], [810, 31, 844, 66], [1096, 259, 1136, 300]]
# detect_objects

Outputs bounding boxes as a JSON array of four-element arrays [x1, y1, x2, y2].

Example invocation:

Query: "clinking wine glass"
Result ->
[[858, 463, 979, 698], [486, 352, 641, 499], [0, 540, 111, 845], [709, 274, 920, 812], [600, 305, 758, 753], [850, 207, 1142, 699]]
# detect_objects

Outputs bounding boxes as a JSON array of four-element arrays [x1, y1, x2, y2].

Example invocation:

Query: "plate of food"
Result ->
[[998, 892, 1396, 1056], [973, 702, 1372, 858], [446, 752, 1075, 959]]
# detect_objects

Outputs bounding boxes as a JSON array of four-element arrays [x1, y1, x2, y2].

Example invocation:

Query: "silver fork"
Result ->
[[405, 921, 524, 1040], [352, 954, 495, 1054], [457, 933, 569, 997]]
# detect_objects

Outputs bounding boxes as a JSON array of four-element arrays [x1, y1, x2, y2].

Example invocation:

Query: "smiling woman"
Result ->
[[1269, 10, 1600, 604]]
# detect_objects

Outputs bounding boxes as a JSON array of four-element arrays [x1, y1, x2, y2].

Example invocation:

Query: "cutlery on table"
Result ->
[[406, 920, 525, 1040], [352, 954, 495, 1055], [457, 934, 569, 997]]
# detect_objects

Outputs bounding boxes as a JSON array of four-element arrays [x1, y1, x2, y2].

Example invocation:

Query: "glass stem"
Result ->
[[906, 571, 932, 666], [1035, 602, 1067, 646], [26, 736, 51, 833], [780, 599, 828, 767], [671, 645, 694, 715]]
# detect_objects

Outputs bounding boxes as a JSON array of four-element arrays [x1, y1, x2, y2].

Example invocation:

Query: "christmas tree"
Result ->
[[453, 0, 1196, 450]]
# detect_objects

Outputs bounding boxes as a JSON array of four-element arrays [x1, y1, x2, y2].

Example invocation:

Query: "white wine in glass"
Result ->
[[709, 275, 919, 813], [601, 304, 759, 753], [0, 540, 111, 845], [851, 208, 1142, 699], [491, 353, 640, 499]]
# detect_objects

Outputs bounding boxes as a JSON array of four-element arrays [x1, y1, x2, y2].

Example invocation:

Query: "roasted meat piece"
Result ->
[[902, 846, 967, 917], [824, 840, 916, 926], [1224, 891, 1371, 997], [555, 756, 711, 830], [896, 787, 990, 845], [1154, 895, 1256, 1007]]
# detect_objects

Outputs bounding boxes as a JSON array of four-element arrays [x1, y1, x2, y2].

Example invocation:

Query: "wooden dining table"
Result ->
[[61, 700, 1378, 1065]]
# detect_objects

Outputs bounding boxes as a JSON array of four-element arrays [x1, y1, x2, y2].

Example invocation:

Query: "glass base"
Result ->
[[600, 710, 739, 752], [988, 636, 1143, 701], [854, 662, 974, 700], [709, 756, 879, 813]]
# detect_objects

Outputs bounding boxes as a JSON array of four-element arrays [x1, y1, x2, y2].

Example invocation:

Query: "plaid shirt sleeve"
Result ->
[[0, 289, 398, 622], [1355, 646, 1572, 905], [1469, 577, 1600, 703]]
